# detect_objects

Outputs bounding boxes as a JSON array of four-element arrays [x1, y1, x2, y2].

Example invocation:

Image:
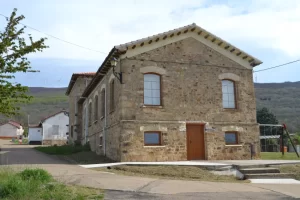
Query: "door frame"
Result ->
[[186, 123, 206, 160]]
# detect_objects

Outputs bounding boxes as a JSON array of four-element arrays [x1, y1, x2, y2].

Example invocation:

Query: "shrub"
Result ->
[[18, 169, 51, 183]]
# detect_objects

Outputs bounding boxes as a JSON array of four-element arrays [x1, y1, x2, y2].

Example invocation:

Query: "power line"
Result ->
[[0, 13, 107, 54], [254, 59, 300, 73], [1, 13, 299, 73]]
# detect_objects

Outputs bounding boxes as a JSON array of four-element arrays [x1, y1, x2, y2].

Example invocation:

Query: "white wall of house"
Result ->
[[28, 127, 43, 142], [0, 123, 23, 138], [42, 112, 69, 141]]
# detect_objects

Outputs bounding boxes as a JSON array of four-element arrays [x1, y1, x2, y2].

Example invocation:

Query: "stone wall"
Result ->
[[120, 121, 187, 161], [117, 37, 259, 161], [42, 140, 67, 146], [84, 67, 122, 160], [120, 37, 257, 123], [79, 36, 259, 161], [68, 77, 93, 144]]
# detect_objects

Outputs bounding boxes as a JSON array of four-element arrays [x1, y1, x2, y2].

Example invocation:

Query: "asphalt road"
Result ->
[[1, 139, 299, 200]]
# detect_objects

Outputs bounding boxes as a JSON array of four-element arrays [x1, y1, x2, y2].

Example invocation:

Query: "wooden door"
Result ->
[[186, 124, 205, 160]]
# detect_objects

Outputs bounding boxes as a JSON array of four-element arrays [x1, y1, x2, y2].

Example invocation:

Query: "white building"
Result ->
[[0, 121, 24, 139], [28, 110, 69, 145]]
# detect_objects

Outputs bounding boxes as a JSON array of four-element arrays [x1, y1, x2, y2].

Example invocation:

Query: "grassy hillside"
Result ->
[[255, 82, 300, 132], [1, 82, 300, 132], [1, 87, 68, 125]]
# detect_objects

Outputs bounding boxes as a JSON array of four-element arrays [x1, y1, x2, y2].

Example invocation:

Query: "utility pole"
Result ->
[[27, 115, 30, 126]]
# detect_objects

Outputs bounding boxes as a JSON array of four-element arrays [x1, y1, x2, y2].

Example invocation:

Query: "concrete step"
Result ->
[[244, 173, 295, 179], [236, 165, 269, 169], [239, 168, 280, 174]]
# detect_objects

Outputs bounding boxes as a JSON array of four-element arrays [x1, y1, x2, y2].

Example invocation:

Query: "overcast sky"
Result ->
[[1, 0, 300, 87]]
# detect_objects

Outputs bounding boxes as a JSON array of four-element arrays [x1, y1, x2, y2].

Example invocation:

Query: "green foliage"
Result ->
[[18, 169, 51, 183], [23, 127, 28, 137], [35, 144, 90, 155], [261, 152, 300, 160], [0, 168, 103, 199], [0, 8, 48, 116], [257, 107, 279, 124]]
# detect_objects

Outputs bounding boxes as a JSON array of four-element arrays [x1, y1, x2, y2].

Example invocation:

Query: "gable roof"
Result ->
[[0, 120, 22, 129], [40, 110, 69, 123], [78, 23, 262, 103], [65, 72, 96, 95]]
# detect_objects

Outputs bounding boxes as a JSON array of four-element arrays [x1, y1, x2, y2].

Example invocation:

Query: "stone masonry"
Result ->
[[68, 31, 261, 162]]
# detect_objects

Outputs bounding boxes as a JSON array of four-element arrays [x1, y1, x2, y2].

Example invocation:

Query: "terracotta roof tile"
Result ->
[[66, 72, 96, 95], [0, 120, 22, 129], [40, 110, 69, 123]]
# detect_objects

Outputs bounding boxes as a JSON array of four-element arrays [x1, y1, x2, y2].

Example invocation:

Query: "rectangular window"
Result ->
[[144, 74, 161, 105], [144, 132, 161, 146], [94, 95, 98, 121], [101, 90, 105, 118], [52, 125, 59, 135], [99, 136, 103, 147], [88, 102, 92, 126], [222, 80, 236, 109], [225, 132, 238, 144], [110, 80, 115, 111]]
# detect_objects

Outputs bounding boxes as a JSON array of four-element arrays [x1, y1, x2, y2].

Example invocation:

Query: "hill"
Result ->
[[255, 82, 300, 132], [1, 82, 300, 132], [0, 87, 69, 125]]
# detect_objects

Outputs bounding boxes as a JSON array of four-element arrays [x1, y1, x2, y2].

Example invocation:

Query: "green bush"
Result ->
[[0, 168, 103, 199], [35, 144, 91, 155], [18, 169, 51, 183]]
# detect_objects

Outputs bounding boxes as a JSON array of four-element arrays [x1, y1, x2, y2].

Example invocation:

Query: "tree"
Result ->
[[257, 107, 279, 124], [0, 8, 48, 116]]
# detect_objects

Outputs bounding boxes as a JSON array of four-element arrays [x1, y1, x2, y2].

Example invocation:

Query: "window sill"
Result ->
[[223, 108, 238, 112], [109, 110, 115, 114], [93, 120, 98, 124], [142, 105, 163, 108], [100, 116, 104, 120], [144, 145, 165, 148], [225, 144, 243, 147], [99, 145, 102, 147]]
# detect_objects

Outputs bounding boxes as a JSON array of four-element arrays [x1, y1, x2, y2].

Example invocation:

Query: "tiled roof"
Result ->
[[115, 23, 262, 66], [65, 72, 96, 95], [78, 23, 263, 102], [29, 124, 41, 128], [0, 120, 22, 129], [40, 110, 69, 123], [73, 72, 96, 76]]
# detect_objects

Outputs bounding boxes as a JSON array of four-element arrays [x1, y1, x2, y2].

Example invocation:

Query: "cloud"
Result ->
[[2, 0, 300, 60], [1, 0, 300, 85]]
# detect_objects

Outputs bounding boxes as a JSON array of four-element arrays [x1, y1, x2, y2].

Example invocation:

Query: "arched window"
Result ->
[[144, 74, 161, 106], [222, 80, 236, 109], [94, 95, 98, 121], [101, 89, 105, 118], [110, 80, 115, 111], [88, 102, 92, 125]]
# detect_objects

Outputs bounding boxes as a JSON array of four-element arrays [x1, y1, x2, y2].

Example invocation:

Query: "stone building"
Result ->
[[66, 72, 95, 144], [66, 23, 262, 161]]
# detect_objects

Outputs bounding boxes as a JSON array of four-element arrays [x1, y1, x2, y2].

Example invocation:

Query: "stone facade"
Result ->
[[68, 76, 94, 144], [43, 139, 67, 146], [68, 33, 261, 161]]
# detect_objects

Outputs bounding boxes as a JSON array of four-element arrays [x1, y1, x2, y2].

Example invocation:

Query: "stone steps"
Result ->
[[244, 173, 295, 179], [236, 165, 295, 180], [239, 168, 280, 174]]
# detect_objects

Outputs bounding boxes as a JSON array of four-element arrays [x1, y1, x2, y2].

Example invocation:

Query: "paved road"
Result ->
[[1, 139, 299, 200]]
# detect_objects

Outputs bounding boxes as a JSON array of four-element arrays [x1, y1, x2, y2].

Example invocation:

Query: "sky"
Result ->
[[1, 0, 300, 87]]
